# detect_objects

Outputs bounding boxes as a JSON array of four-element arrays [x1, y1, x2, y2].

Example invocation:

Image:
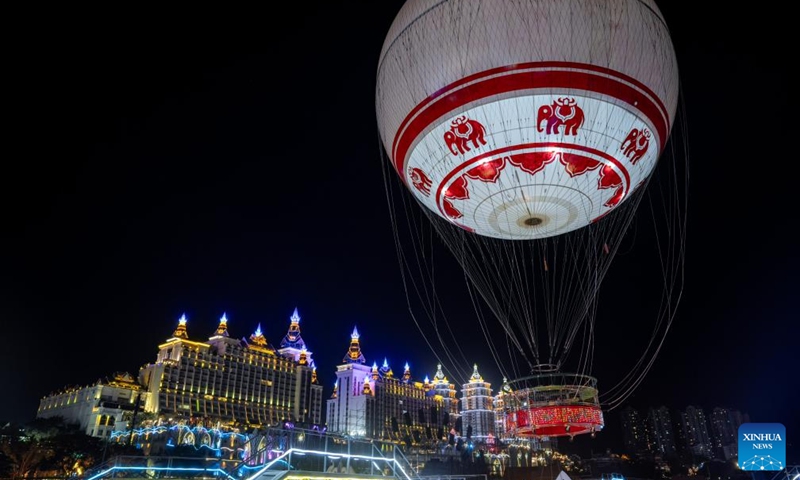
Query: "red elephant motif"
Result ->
[[443, 115, 487, 155], [536, 97, 585, 135], [409, 167, 432, 196], [620, 127, 651, 165]]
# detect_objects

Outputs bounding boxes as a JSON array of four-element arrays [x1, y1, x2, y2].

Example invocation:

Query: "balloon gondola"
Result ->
[[500, 369, 603, 439]]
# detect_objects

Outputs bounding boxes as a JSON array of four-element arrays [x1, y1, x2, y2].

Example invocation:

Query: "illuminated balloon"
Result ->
[[376, 0, 679, 240]]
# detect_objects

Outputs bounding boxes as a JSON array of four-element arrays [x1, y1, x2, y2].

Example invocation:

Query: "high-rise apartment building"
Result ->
[[139, 311, 322, 427], [648, 406, 677, 457], [678, 405, 713, 459], [620, 406, 652, 454], [710, 407, 743, 460]]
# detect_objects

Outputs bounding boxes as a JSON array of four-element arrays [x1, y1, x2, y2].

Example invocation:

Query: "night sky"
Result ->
[[2, 1, 797, 460]]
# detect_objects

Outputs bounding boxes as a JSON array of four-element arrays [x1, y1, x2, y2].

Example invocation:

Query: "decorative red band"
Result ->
[[507, 404, 604, 437], [434, 143, 631, 221], [391, 62, 669, 180]]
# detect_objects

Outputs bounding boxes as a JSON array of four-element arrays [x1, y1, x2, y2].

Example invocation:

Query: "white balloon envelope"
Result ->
[[376, 0, 679, 240]]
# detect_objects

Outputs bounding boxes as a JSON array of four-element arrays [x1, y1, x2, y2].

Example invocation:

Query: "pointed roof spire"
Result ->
[[470, 364, 483, 382], [372, 361, 379, 380], [433, 363, 447, 384], [331, 380, 338, 399], [362, 373, 372, 395], [280, 307, 305, 349], [298, 346, 308, 366], [311, 367, 318, 385], [402, 362, 411, 383], [214, 312, 229, 337], [250, 323, 267, 347], [501, 377, 513, 394], [172, 313, 189, 339], [380, 358, 394, 378], [343, 326, 365, 364]]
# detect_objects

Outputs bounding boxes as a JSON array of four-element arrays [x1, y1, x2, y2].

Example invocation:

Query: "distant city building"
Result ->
[[325, 326, 459, 444], [648, 406, 677, 457], [620, 406, 652, 454], [461, 364, 494, 441], [493, 378, 511, 440], [710, 407, 744, 460], [678, 405, 713, 459], [37, 372, 143, 438], [137, 310, 322, 427]]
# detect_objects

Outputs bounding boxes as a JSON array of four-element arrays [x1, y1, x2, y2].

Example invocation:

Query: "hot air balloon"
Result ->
[[376, 0, 687, 440]]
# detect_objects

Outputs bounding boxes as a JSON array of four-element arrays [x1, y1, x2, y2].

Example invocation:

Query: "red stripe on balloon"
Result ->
[[391, 62, 668, 179]]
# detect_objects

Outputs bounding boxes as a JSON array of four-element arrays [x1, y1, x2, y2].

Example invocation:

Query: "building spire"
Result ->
[[214, 312, 229, 337], [433, 363, 447, 384], [343, 326, 365, 364], [470, 364, 483, 382], [380, 358, 394, 378], [172, 313, 189, 339], [372, 361, 379, 380], [362, 373, 372, 395], [280, 307, 305, 350], [298, 346, 309, 366], [402, 362, 411, 383], [501, 377, 513, 394], [331, 380, 338, 399], [311, 367, 318, 384], [250, 323, 268, 347]]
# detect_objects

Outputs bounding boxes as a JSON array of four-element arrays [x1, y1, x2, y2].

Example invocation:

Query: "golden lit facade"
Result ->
[[461, 364, 494, 441], [493, 377, 512, 439], [325, 327, 459, 444], [139, 312, 322, 428], [37, 372, 143, 438]]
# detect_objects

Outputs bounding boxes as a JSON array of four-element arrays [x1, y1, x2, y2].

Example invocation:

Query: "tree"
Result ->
[[42, 431, 105, 476], [0, 449, 12, 478], [0, 438, 54, 478]]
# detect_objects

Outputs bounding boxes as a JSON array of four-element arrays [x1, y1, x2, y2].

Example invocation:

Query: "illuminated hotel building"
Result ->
[[460, 364, 494, 441], [139, 310, 322, 427], [430, 363, 460, 432], [325, 327, 459, 443], [36, 373, 143, 438]]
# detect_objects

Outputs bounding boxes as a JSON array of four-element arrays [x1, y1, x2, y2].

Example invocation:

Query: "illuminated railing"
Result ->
[[86, 427, 423, 480], [82, 455, 241, 480], [228, 426, 422, 480], [749, 466, 799, 480], [232, 447, 418, 480]]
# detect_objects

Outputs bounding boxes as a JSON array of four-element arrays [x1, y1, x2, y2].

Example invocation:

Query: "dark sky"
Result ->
[[2, 1, 797, 459]]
